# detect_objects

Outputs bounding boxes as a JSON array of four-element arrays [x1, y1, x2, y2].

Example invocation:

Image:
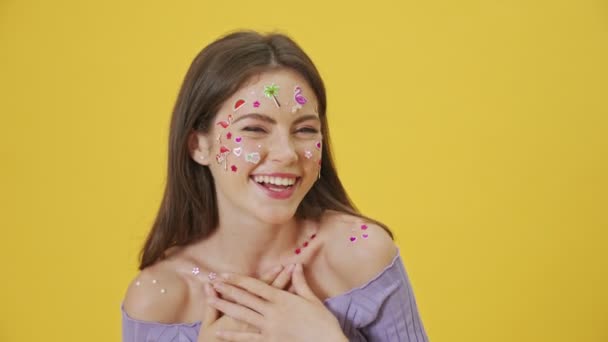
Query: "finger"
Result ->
[[271, 263, 295, 289], [291, 263, 321, 303], [201, 283, 220, 327], [216, 330, 263, 341], [212, 282, 268, 315], [216, 273, 278, 302], [207, 296, 264, 328], [259, 264, 283, 284]]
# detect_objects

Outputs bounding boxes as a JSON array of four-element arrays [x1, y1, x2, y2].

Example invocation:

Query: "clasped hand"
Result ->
[[199, 263, 347, 342]]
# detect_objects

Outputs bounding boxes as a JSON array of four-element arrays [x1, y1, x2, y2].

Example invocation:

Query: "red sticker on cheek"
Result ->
[[231, 165, 237, 172], [226, 132, 232, 139]]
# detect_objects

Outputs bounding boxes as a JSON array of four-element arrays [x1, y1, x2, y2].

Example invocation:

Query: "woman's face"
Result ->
[[192, 68, 322, 224]]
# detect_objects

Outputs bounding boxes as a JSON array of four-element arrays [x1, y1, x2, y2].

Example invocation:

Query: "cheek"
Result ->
[[218, 133, 262, 174], [298, 139, 323, 167]]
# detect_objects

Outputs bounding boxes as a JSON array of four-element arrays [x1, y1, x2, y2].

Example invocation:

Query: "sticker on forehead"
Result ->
[[263, 83, 281, 107], [253, 101, 260, 108], [291, 86, 308, 113], [245, 152, 261, 164], [234, 99, 246, 112]]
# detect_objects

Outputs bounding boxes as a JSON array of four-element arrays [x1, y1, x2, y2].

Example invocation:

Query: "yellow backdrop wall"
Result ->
[[1, 0, 607, 341]]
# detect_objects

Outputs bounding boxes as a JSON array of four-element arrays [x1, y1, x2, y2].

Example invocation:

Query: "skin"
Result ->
[[122, 68, 398, 341]]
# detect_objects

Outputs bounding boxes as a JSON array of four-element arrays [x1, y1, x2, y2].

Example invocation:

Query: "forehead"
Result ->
[[219, 68, 318, 116], [242, 68, 311, 93]]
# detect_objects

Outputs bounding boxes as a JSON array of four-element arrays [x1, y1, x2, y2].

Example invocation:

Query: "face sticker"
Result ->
[[192, 267, 200, 275], [315, 141, 322, 150], [233, 147, 242, 157], [245, 152, 261, 164], [217, 114, 234, 129], [361, 224, 368, 230], [263, 83, 281, 107], [231, 165, 238, 172], [350, 236, 357, 242], [226, 132, 232, 139], [294, 86, 308, 105], [304, 150, 312, 159], [291, 86, 308, 113], [253, 101, 260, 108], [235, 137, 242, 143], [234, 99, 246, 111], [216, 146, 231, 164]]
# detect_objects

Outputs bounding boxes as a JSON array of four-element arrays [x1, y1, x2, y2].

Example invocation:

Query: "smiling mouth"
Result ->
[[250, 175, 300, 191]]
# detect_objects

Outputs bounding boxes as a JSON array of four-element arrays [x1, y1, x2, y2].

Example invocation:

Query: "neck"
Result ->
[[192, 207, 309, 277]]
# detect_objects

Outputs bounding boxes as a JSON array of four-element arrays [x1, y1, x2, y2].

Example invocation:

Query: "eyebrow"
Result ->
[[231, 113, 320, 125]]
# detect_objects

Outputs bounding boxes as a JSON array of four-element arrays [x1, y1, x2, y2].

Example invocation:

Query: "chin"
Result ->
[[254, 205, 299, 225]]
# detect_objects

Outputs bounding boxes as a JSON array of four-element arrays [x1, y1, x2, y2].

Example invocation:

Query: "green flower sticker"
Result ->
[[263, 83, 281, 107]]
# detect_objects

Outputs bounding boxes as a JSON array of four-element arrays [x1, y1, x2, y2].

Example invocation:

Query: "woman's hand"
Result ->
[[197, 264, 296, 342], [208, 263, 348, 342]]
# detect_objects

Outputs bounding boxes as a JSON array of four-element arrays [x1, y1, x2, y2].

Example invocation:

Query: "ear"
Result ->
[[188, 130, 212, 166]]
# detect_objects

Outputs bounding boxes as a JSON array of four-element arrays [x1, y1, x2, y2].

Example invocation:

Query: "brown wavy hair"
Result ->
[[139, 30, 392, 270]]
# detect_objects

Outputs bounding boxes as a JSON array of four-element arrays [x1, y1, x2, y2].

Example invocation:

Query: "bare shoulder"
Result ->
[[122, 259, 189, 324], [320, 210, 398, 290]]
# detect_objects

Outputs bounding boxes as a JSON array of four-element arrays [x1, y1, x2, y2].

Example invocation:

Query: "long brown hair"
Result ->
[[139, 30, 392, 270]]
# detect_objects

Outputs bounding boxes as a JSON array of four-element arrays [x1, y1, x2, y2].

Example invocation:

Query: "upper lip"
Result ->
[[250, 172, 300, 178]]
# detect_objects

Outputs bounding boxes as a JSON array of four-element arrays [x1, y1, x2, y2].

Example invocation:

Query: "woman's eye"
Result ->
[[296, 127, 319, 134], [242, 126, 267, 133]]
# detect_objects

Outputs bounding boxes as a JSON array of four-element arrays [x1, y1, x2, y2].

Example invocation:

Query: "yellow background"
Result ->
[[1, 0, 606, 341]]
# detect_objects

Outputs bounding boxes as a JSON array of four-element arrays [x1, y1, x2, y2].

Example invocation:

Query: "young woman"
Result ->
[[122, 30, 429, 342]]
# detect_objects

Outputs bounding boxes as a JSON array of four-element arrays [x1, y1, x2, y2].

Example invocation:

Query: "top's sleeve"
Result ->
[[323, 251, 429, 342], [121, 303, 201, 342]]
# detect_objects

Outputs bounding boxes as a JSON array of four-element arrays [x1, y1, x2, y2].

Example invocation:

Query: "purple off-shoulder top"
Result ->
[[121, 250, 429, 341]]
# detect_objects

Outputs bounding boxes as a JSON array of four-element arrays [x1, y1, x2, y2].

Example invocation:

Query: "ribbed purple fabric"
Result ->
[[122, 250, 429, 342]]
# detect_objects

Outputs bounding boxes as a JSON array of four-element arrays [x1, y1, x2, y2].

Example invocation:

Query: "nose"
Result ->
[[267, 133, 298, 165]]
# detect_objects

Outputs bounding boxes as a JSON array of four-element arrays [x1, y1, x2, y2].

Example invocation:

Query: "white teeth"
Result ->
[[253, 175, 297, 186]]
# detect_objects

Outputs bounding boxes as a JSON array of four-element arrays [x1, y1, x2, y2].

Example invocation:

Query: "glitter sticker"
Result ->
[[245, 152, 261, 164], [253, 101, 260, 108], [234, 99, 246, 111], [233, 147, 242, 157], [235, 137, 242, 143], [304, 150, 312, 159], [231, 165, 237, 172], [263, 83, 281, 107]]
